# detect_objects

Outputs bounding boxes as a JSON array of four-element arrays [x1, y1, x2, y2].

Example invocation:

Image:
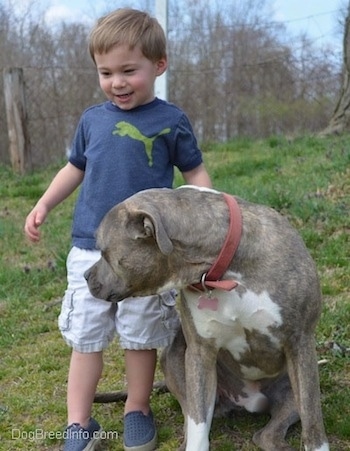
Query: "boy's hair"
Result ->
[[89, 8, 167, 63]]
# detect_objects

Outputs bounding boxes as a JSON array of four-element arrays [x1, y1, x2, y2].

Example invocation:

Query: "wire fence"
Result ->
[[0, 62, 341, 169]]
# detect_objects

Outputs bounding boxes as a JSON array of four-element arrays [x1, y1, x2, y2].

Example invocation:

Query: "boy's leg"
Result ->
[[67, 350, 103, 427], [59, 247, 117, 450], [117, 291, 180, 450], [124, 349, 157, 415]]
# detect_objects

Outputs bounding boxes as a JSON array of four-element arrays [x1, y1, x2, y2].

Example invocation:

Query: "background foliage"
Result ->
[[0, 0, 344, 167]]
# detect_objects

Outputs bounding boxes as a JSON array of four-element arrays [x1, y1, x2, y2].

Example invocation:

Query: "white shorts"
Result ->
[[58, 247, 180, 353]]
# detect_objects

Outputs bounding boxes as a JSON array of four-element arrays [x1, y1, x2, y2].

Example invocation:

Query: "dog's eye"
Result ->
[[102, 250, 123, 268], [101, 250, 112, 265]]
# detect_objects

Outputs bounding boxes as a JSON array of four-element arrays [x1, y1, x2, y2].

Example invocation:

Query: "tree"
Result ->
[[320, 2, 350, 136]]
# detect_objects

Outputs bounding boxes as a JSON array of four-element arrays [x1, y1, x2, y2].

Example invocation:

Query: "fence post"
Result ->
[[3, 67, 32, 174]]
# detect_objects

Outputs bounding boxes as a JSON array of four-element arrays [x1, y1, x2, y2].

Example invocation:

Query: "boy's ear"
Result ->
[[156, 58, 167, 76]]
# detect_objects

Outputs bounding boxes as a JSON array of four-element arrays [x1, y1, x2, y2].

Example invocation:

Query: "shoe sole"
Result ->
[[83, 427, 103, 451], [123, 431, 157, 451]]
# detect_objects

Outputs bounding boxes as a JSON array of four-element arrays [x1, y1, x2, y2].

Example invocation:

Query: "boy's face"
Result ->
[[95, 45, 167, 110]]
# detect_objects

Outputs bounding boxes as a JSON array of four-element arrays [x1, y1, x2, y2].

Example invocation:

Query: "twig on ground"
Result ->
[[94, 381, 169, 403]]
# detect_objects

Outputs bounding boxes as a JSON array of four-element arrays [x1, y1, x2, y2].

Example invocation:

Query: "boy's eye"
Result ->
[[124, 68, 135, 74]]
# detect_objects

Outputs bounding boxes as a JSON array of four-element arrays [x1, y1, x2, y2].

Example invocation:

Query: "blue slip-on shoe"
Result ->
[[63, 417, 102, 451], [123, 410, 157, 451]]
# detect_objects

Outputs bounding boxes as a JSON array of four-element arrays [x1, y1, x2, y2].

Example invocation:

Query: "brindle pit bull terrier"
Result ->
[[85, 186, 329, 451]]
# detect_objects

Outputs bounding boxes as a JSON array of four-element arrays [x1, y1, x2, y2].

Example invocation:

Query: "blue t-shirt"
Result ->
[[69, 98, 203, 249]]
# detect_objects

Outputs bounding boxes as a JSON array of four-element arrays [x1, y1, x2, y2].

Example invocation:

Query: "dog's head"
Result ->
[[85, 187, 226, 302], [85, 190, 175, 301]]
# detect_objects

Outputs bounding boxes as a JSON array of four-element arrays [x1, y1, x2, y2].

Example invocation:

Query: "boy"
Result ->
[[24, 8, 212, 451]]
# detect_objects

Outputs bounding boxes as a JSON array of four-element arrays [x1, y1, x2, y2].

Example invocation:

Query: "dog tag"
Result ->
[[197, 294, 219, 311]]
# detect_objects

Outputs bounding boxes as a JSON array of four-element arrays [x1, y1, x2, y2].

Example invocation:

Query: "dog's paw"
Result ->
[[253, 428, 296, 451]]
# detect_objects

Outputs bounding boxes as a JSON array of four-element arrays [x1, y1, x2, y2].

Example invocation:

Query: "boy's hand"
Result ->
[[23, 163, 84, 243], [24, 204, 48, 242]]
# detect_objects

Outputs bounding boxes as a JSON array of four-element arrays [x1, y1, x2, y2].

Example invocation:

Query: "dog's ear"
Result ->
[[127, 210, 173, 255]]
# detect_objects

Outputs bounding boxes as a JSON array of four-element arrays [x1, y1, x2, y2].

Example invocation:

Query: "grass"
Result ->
[[0, 134, 349, 450]]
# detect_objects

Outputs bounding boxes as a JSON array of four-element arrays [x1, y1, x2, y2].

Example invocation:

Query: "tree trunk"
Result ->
[[3, 67, 32, 174], [320, 4, 350, 136]]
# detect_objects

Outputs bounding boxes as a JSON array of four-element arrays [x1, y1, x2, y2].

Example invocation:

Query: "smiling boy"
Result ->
[[25, 8, 211, 451]]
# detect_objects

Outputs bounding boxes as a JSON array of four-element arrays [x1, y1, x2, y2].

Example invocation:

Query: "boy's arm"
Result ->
[[182, 163, 212, 188], [24, 162, 84, 242]]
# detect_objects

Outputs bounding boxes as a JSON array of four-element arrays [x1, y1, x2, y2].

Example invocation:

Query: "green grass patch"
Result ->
[[1, 134, 349, 450]]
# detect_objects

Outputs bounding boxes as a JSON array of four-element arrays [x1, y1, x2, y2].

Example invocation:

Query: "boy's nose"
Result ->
[[112, 74, 126, 88]]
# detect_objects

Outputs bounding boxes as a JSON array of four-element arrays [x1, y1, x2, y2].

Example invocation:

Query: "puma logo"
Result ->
[[113, 121, 171, 166]]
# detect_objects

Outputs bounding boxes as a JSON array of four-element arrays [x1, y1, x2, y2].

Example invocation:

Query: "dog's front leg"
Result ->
[[184, 339, 217, 451], [286, 334, 329, 451], [179, 295, 218, 451]]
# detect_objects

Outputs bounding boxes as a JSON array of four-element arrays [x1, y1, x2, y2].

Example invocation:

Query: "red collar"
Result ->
[[190, 194, 242, 292]]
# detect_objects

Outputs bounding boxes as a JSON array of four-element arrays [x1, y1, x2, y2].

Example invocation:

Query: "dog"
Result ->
[[85, 186, 329, 451]]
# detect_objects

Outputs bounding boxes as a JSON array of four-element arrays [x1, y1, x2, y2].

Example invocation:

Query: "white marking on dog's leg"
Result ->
[[305, 444, 330, 451], [186, 417, 210, 451]]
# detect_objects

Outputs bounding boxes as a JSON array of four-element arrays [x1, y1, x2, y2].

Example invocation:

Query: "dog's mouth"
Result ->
[[105, 291, 124, 303]]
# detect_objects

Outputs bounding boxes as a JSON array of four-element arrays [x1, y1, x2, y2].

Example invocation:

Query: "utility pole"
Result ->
[[155, 0, 168, 100]]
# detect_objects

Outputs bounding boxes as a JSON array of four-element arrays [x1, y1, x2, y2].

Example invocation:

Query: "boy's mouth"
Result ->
[[116, 92, 133, 100]]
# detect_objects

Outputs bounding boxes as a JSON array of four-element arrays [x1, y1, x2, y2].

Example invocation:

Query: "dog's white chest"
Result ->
[[183, 285, 283, 368]]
